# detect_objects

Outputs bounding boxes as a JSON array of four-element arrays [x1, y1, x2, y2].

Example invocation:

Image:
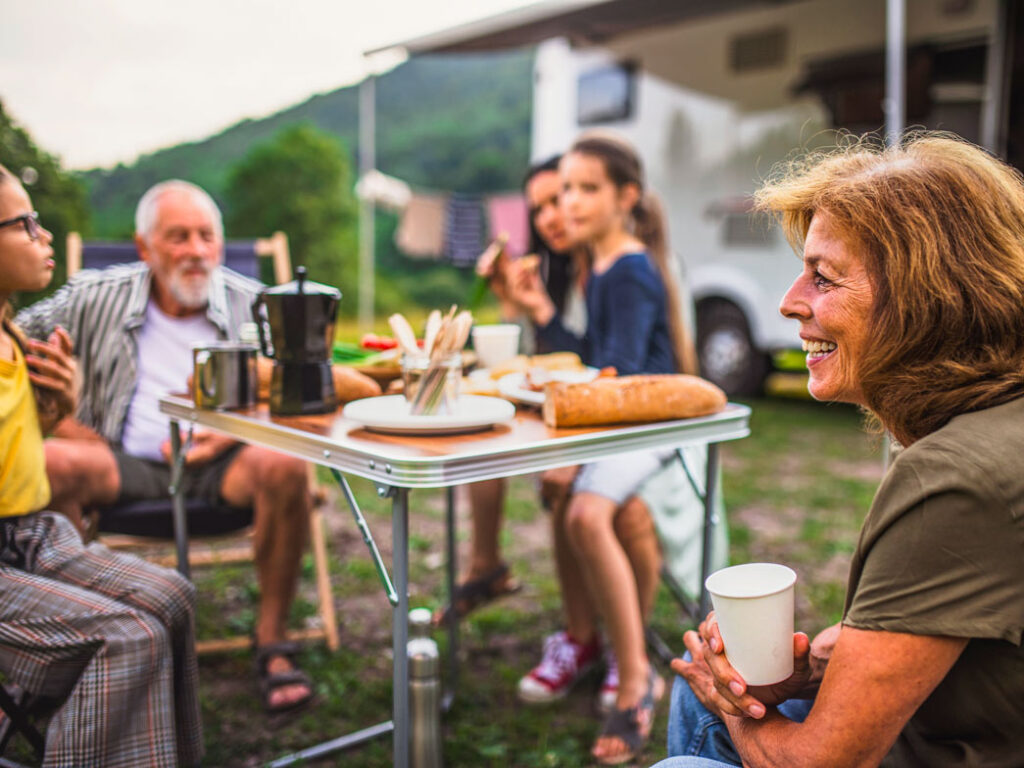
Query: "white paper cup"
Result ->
[[705, 562, 797, 686], [471, 324, 521, 369]]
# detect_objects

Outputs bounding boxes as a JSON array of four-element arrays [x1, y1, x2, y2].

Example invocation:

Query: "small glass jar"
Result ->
[[402, 352, 462, 415]]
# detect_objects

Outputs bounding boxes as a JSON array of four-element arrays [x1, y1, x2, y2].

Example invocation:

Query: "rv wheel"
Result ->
[[697, 301, 769, 397]]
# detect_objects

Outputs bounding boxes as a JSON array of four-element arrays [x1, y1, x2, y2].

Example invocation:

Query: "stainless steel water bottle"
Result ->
[[408, 607, 442, 768]]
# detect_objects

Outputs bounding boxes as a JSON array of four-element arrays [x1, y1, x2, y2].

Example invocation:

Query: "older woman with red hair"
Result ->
[[655, 134, 1024, 768]]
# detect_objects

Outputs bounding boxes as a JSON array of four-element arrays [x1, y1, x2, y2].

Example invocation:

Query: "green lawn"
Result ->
[[183, 396, 884, 767]]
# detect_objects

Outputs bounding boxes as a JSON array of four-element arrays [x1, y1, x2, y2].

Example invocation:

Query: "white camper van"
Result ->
[[374, 0, 1013, 395]]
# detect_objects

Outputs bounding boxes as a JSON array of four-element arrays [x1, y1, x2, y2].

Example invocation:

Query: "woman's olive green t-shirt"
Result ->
[[844, 397, 1024, 767]]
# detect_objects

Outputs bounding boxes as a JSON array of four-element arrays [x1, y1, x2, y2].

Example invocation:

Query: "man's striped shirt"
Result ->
[[15, 262, 262, 447]]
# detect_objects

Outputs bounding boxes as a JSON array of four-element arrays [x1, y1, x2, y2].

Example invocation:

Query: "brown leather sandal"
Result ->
[[254, 641, 316, 716], [432, 562, 521, 626], [592, 666, 665, 765]]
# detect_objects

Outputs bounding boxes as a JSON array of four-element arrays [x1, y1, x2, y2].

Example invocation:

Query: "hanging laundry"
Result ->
[[445, 194, 485, 268], [356, 169, 412, 212], [395, 193, 448, 259], [486, 194, 529, 257]]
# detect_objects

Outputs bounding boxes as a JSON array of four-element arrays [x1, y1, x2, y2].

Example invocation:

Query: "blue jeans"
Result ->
[[661, 672, 813, 767]]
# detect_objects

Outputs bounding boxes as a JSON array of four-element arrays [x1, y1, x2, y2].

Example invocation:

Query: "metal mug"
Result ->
[[192, 342, 259, 410]]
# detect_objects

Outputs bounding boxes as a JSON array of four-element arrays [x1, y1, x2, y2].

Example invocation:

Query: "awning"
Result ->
[[366, 0, 794, 56]]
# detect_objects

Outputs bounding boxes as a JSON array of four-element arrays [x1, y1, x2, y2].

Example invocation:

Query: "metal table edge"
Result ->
[[159, 396, 751, 489]]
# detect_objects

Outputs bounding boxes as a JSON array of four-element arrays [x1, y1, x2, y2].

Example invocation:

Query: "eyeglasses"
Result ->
[[0, 211, 42, 241]]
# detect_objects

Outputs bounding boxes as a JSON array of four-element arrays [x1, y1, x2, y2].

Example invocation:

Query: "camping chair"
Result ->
[[63, 232, 339, 653], [0, 681, 44, 768], [65, 231, 292, 285]]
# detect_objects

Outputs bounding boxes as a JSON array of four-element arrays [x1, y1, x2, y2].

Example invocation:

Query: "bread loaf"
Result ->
[[542, 374, 726, 428], [332, 365, 382, 403]]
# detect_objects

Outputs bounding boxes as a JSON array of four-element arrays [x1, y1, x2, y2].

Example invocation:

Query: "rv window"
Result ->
[[731, 28, 787, 73], [577, 62, 636, 125], [722, 213, 775, 248]]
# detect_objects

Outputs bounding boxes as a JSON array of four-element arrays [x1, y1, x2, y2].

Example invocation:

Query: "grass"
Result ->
[[136, 397, 887, 766]]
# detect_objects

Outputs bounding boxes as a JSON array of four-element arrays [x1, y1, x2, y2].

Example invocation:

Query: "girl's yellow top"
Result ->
[[0, 339, 51, 517]]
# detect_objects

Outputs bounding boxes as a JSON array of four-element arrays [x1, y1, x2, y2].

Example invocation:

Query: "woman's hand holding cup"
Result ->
[[674, 613, 812, 720], [674, 563, 813, 720]]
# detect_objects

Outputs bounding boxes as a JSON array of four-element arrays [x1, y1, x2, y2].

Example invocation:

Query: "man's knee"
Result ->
[[232, 448, 306, 489], [221, 447, 310, 518], [257, 452, 307, 493]]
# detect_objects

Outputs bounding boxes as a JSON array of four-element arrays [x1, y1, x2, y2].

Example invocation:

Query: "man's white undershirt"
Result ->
[[121, 300, 219, 461]]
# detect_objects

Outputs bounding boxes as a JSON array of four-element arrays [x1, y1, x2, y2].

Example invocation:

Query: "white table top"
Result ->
[[159, 394, 751, 489]]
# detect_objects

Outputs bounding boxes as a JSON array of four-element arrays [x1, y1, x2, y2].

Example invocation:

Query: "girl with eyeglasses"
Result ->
[[0, 163, 205, 767]]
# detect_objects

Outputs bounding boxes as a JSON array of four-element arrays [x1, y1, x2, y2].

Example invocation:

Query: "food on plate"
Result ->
[[542, 374, 726, 428], [360, 333, 398, 351], [332, 340, 375, 363], [522, 364, 615, 392], [461, 374, 500, 397], [359, 349, 401, 367], [488, 351, 585, 379]]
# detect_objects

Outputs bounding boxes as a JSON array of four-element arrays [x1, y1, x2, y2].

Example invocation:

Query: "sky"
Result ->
[[0, 0, 538, 170]]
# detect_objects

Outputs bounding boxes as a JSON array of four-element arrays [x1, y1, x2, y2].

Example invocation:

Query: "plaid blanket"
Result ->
[[0, 512, 202, 767]]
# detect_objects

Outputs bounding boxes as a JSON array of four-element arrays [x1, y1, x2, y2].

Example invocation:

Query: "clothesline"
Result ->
[[355, 169, 529, 264]]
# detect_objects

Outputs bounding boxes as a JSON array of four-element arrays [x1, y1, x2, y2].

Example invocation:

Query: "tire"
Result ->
[[696, 301, 770, 397]]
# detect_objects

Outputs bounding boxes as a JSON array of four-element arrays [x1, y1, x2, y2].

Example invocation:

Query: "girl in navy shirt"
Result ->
[[508, 133, 698, 764]]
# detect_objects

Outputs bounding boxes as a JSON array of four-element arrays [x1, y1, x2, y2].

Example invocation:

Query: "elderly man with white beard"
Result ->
[[15, 180, 316, 715]]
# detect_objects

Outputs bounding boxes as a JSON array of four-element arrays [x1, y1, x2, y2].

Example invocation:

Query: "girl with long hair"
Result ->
[[507, 132, 697, 764]]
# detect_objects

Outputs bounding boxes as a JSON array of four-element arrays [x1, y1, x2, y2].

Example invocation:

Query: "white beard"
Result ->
[[167, 262, 211, 309]]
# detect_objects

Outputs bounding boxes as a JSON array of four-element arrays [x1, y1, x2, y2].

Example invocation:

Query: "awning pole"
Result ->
[[885, 0, 906, 147], [358, 73, 376, 332], [981, 0, 1011, 155]]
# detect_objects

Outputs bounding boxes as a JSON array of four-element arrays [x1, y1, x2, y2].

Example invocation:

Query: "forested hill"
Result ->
[[81, 49, 534, 237]]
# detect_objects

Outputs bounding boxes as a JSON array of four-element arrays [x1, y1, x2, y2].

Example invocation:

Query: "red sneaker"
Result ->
[[517, 631, 600, 704]]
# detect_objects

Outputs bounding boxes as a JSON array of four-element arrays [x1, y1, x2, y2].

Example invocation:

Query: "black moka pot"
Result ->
[[252, 266, 341, 415]]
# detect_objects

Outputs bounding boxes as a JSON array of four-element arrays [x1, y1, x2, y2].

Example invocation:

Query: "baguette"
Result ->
[[542, 374, 726, 428]]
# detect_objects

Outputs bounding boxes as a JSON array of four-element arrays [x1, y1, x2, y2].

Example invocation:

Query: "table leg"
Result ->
[[392, 488, 410, 768], [699, 443, 721, 618], [168, 419, 190, 579], [443, 486, 457, 711]]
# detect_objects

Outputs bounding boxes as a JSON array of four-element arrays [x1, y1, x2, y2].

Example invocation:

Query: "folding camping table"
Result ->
[[159, 394, 751, 768]]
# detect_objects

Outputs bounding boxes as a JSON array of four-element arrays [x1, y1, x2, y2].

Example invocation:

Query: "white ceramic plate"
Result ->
[[342, 394, 516, 435], [497, 367, 599, 406]]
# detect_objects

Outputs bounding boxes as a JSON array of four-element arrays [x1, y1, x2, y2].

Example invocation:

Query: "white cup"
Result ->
[[705, 562, 797, 686], [471, 324, 521, 369]]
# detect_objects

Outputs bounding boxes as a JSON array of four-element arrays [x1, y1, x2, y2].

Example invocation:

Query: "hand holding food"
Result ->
[[504, 256, 554, 324]]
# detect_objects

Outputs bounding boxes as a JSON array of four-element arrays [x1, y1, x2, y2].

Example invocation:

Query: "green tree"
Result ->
[[225, 124, 357, 304], [0, 100, 91, 306]]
